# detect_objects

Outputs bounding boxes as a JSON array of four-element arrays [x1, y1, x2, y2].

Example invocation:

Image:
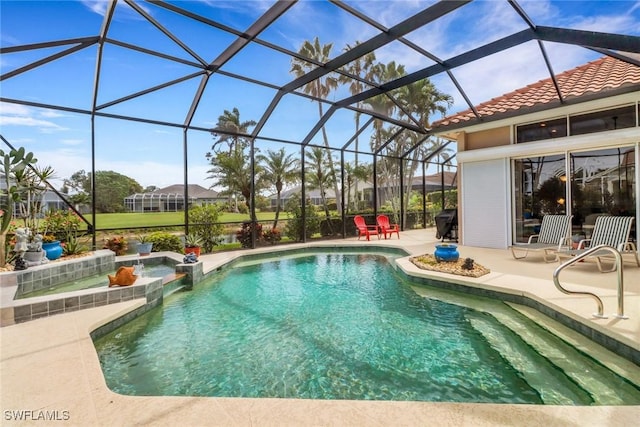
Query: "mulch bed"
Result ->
[[0, 252, 95, 273], [409, 254, 490, 278]]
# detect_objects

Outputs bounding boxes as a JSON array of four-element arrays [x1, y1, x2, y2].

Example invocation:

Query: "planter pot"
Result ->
[[42, 241, 63, 261], [137, 242, 153, 256], [434, 244, 459, 262], [184, 246, 201, 257], [23, 250, 46, 263]]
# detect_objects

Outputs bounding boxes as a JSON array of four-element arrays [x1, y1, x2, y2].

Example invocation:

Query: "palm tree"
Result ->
[[209, 107, 257, 155], [396, 79, 453, 219], [365, 61, 406, 151], [207, 107, 257, 213], [207, 149, 262, 220], [290, 37, 342, 214], [256, 148, 299, 230], [343, 161, 371, 213], [305, 147, 334, 230], [364, 63, 453, 223], [339, 43, 376, 210]]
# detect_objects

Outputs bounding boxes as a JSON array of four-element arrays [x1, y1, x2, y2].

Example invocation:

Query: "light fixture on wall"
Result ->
[[557, 197, 565, 205]]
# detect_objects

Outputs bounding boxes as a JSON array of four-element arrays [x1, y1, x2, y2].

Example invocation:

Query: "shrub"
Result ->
[[104, 236, 127, 256], [284, 196, 320, 242], [188, 204, 224, 253], [43, 209, 82, 242], [147, 231, 182, 252], [236, 221, 263, 248], [262, 227, 281, 245]]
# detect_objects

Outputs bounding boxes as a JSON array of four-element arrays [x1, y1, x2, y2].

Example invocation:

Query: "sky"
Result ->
[[1, 0, 639, 191]]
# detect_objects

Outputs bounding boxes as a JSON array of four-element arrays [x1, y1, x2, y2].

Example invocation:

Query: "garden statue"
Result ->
[[30, 233, 43, 252], [108, 266, 138, 287], [14, 227, 29, 253]]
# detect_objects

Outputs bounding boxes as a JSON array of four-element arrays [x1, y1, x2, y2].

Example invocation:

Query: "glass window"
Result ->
[[516, 118, 567, 143], [512, 154, 566, 242], [570, 147, 636, 239], [570, 105, 636, 136]]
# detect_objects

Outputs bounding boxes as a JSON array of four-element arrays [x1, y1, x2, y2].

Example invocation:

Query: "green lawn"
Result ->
[[92, 211, 278, 230]]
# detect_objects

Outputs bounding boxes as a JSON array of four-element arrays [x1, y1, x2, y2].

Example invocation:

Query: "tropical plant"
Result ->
[[256, 148, 299, 230], [188, 204, 224, 253], [207, 107, 258, 215], [305, 147, 334, 233], [262, 227, 281, 245], [291, 37, 342, 214], [236, 221, 263, 248], [209, 107, 257, 155], [103, 236, 127, 256], [0, 147, 38, 267], [41, 234, 57, 243], [184, 234, 203, 248], [43, 209, 82, 242], [62, 233, 87, 256], [146, 231, 182, 252], [340, 42, 376, 210], [343, 161, 370, 213]]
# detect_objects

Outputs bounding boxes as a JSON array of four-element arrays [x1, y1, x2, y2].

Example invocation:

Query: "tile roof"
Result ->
[[153, 184, 219, 198], [432, 55, 640, 129]]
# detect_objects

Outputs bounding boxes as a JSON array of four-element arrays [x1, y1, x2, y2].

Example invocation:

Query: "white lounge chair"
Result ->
[[556, 216, 640, 272], [510, 214, 573, 262]]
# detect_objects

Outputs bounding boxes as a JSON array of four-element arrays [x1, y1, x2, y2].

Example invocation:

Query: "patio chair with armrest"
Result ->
[[510, 214, 573, 262], [556, 215, 640, 272], [377, 214, 400, 239], [353, 215, 380, 241]]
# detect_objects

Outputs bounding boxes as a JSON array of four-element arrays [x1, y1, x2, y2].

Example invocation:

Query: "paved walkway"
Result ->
[[1, 229, 639, 426]]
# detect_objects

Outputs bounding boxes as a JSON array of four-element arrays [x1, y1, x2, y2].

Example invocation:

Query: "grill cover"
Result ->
[[435, 209, 458, 241]]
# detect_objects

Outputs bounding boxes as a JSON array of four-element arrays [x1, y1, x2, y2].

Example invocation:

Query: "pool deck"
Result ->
[[1, 228, 639, 426]]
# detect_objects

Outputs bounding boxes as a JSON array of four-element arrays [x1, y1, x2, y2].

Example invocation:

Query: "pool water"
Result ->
[[19, 264, 176, 298], [94, 253, 640, 404]]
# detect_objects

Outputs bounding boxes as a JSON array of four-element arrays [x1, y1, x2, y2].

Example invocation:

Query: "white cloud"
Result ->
[[0, 103, 68, 132], [0, 115, 67, 131], [39, 109, 66, 118]]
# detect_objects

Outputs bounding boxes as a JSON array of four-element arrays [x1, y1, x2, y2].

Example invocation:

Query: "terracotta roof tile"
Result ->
[[433, 55, 640, 129]]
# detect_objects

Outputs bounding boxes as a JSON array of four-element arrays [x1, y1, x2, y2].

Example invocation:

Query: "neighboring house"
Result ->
[[0, 176, 69, 216], [269, 171, 457, 210], [432, 55, 640, 248], [124, 184, 224, 213]]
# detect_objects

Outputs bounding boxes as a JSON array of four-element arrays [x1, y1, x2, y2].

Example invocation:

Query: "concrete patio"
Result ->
[[1, 228, 639, 426]]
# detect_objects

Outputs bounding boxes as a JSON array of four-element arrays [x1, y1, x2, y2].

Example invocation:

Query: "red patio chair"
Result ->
[[353, 215, 380, 241], [377, 214, 400, 239]]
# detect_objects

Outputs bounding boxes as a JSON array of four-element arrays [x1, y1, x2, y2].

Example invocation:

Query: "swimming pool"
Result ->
[[94, 252, 640, 404]]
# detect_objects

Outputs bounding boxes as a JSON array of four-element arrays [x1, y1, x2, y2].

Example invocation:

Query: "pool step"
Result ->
[[469, 308, 640, 405], [162, 272, 186, 285], [465, 313, 591, 405], [506, 303, 640, 389]]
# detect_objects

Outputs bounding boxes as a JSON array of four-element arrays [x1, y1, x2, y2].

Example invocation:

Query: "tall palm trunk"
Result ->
[[315, 82, 341, 215]]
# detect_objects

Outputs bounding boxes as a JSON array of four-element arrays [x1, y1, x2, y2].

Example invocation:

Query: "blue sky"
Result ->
[[1, 0, 639, 190]]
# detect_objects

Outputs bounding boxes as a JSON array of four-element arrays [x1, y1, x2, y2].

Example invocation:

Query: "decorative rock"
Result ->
[[183, 252, 198, 264], [14, 256, 27, 271]]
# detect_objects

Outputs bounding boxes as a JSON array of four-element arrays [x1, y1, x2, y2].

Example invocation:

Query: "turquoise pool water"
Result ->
[[94, 253, 640, 404]]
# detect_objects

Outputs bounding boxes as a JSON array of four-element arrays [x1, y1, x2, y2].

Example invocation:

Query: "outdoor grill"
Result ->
[[435, 209, 458, 242]]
